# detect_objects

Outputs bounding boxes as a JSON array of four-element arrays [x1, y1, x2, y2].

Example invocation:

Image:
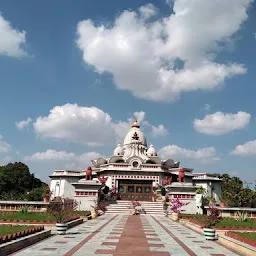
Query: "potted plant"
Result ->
[[91, 199, 108, 218], [203, 206, 220, 240], [131, 199, 141, 215], [42, 185, 51, 202], [169, 198, 189, 221], [47, 197, 78, 235]]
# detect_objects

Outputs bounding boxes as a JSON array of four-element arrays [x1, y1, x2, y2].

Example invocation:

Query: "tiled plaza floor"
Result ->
[[12, 214, 240, 256]]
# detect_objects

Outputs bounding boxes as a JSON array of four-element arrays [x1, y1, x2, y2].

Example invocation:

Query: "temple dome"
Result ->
[[114, 143, 124, 156], [147, 144, 157, 156], [123, 120, 147, 146]]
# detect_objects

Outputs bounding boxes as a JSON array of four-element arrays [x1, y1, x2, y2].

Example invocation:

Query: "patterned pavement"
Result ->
[[12, 214, 240, 256]]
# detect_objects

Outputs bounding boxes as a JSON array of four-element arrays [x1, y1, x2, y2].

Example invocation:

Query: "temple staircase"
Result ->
[[106, 200, 169, 215]]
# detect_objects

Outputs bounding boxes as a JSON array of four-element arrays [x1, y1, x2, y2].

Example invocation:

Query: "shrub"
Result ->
[[204, 206, 221, 228], [169, 198, 189, 214], [47, 198, 78, 223]]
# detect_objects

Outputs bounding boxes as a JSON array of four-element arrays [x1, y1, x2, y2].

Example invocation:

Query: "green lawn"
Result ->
[[0, 212, 55, 222], [0, 225, 32, 236], [0, 211, 90, 222], [181, 213, 205, 219], [215, 218, 256, 229], [233, 232, 256, 241]]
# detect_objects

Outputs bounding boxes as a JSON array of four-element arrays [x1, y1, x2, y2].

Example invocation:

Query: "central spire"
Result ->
[[131, 120, 140, 128]]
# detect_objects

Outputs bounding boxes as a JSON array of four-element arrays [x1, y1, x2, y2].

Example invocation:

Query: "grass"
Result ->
[[187, 214, 256, 228], [180, 213, 205, 219], [0, 212, 56, 222], [215, 218, 256, 229], [0, 225, 32, 236], [0, 211, 90, 222], [233, 232, 256, 241]]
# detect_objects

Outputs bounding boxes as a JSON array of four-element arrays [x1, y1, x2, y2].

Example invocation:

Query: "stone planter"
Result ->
[[56, 223, 68, 235], [171, 212, 179, 221], [203, 228, 216, 240]]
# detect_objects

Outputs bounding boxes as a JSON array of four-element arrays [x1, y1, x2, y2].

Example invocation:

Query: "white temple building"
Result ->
[[49, 121, 222, 213]]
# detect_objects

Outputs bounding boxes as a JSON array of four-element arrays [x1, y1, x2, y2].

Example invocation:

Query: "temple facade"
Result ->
[[49, 121, 222, 213]]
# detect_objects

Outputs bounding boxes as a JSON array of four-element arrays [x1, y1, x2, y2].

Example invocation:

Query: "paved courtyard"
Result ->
[[12, 214, 240, 256]]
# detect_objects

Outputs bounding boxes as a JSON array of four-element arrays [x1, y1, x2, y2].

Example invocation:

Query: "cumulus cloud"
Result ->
[[0, 13, 27, 57], [76, 0, 250, 102], [194, 111, 251, 135], [0, 135, 12, 153], [231, 140, 256, 156], [159, 145, 219, 163], [151, 124, 169, 137], [24, 149, 101, 169], [139, 3, 158, 19], [33, 104, 168, 145], [16, 117, 32, 130]]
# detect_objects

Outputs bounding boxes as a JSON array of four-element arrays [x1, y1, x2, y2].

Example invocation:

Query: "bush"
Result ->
[[47, 198, 78, 223]]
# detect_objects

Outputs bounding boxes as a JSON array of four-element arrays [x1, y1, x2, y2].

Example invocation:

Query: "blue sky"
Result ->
[[0, 0, 256, 185]]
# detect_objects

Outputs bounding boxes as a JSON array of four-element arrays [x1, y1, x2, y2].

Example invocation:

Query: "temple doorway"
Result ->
[[118, 179, 153, 201]]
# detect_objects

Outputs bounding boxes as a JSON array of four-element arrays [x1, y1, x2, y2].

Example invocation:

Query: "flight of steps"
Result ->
[[106, 200, 169, 215]]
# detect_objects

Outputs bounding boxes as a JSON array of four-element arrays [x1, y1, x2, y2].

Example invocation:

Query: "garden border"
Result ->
[[181, 219, 256, 256], [0, 230, 51, 256]]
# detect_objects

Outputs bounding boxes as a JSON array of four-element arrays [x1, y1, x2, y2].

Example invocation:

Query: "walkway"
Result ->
[[12, 214, 239, 256]]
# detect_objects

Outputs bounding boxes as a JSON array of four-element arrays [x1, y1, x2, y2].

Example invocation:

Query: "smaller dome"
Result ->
[[147, 144, 157, 156], [114, 143, 124, 156]]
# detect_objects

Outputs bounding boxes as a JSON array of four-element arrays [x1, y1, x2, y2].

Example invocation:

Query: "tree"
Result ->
[[0, 162, 46, 200], [215, 173, 256, 208], [27, 187, 44, 201]]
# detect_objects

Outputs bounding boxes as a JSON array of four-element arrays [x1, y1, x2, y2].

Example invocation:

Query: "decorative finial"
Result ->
[[132, 120, 140, 128]]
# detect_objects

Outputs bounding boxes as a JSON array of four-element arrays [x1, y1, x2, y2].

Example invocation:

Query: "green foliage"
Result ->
[[233, 232, 256, 241], [233, 211, 248, 222], [19, 205, 33, 214], [196, 186, 206, 194], [0, 225, 32, 236], [214, 218, 256, 228], [214, 173, 256, 208], [47, 198, 78, 223], [0, 212, 56, 221], [0, 162, 46, 200], [204, 207, 221, 228], [27, 187, 44, 201]]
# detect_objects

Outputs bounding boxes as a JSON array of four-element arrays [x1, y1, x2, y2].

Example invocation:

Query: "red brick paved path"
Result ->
[[97, 215, 170, 256]]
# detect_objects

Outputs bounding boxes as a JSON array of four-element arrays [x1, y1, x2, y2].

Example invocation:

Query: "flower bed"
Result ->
[[226, 231, 256, 247], [188, 217, 256, 230], [0, 211, 80, 224], [0, 225, 44, 244]]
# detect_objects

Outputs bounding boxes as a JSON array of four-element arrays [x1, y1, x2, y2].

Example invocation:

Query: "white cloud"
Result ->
[[24, 149, 101, 169], [0, 13, 27, 57], [33, 104, 168, 145], [76, 0, 250, 102], [231, 140, 256, 156], [151, 124, 169, 137], [0, 135, 12, 153], [194, 111, 251, 135], [159, 145, 219, 163], [139, 4, 158, 19], [16, 117, 32, 130]]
